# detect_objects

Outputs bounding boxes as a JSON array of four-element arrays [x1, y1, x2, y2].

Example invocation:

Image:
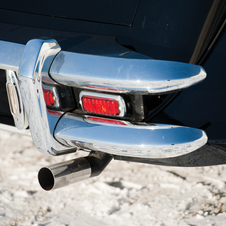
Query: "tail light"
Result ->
[[42, 85, 60, 108], [80, 91, 126, 117], [43, 88, 55, 106]]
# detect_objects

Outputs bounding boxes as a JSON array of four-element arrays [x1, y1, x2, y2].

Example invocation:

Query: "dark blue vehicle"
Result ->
[[0, 0, 226, 190]]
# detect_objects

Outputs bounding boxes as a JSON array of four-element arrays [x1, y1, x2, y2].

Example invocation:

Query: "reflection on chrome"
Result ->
[[50, 51, 206, 94], [0, 39, 207, 96], [18, 39, 77, 155], [0, 38, 208, 158], [55, 113, 208, 159], [38, 157, 92, 190], [0, 40, 24, 73]]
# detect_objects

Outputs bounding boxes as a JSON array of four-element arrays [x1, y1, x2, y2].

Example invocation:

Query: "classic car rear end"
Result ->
[[0, 0, 226, 190]]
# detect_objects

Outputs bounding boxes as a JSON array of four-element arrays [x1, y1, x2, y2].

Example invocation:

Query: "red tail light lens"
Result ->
[[82, 96, 119, 116], [80, 92, 126, 117], [43, 88, 55, 106]]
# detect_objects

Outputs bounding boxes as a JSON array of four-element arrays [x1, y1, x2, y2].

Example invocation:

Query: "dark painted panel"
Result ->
[[127, 0, 214, 62], [0, 0, 139, 26], [163, 28, 226, 142], [0, 0, 213, 62]]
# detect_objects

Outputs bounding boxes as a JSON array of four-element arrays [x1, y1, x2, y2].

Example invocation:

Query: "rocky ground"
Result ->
[[0, 130, 226, 226]]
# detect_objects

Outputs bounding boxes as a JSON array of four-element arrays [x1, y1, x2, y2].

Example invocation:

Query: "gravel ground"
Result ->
[[1, 130, 226, 226]]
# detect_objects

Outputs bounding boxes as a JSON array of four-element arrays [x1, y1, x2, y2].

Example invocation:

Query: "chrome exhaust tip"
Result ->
[[38, 167, 55, 191], [38, 152, 112, 191]]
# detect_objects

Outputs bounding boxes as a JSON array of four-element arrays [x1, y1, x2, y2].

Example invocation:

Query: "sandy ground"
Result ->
[[0, 130, 226, 226]]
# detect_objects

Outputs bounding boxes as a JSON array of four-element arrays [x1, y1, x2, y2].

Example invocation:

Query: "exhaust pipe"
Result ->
[[38, 151, 112, 191]]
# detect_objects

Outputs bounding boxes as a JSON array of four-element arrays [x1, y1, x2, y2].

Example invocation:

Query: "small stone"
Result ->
[[221, 203, 226, 212], [196, 214, 204, 219], [213, 209, 220, 214], [217, 203, 223, 209], [214, 195, 221, 200], [198, 210, 204, 215]]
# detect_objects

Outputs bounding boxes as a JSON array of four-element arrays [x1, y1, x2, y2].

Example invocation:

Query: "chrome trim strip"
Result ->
[[0, 123, 30, 136], [50, 51, 207, 94], [0, 41, 25, 73], [54, 113, 208, 159], [79, 91, 126, 117], [84, 115, 130, 126]]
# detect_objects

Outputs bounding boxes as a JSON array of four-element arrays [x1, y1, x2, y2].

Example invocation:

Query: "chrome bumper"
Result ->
[[0, 40, 206, 95], [55, 113, 207, 158], [0, 38, 208, 158]]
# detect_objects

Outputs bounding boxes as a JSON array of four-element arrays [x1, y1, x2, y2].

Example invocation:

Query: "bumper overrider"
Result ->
[[0, 38, 208, 190]]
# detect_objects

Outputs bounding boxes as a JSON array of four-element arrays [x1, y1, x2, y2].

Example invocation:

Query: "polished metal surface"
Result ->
[[79, 91, 126, 117], [38, 157, 91, 190], [50, 51, 207, 94], [0, 39, 207, 95], [0, 38, 208, 158], [54, 114, 208, 159], [6, 70, 28, 130], [18, 39, 76, 155], [0, 40, 25, 73]]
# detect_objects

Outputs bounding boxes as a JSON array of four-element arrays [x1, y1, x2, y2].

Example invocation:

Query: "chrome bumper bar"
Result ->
[[55, 113, 207, 158], [50, 51, 206, 94], [0, 38, 208, 158], [0, 41, 24, 73], [0, 40, 206, 95]]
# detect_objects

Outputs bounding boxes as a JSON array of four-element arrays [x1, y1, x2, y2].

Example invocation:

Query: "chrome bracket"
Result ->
[[18, 39, 76, 155]]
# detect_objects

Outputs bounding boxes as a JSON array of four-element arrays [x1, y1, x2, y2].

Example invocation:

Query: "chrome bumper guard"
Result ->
[[0, 39, 208, 158], [55, 113, 207, 158]]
